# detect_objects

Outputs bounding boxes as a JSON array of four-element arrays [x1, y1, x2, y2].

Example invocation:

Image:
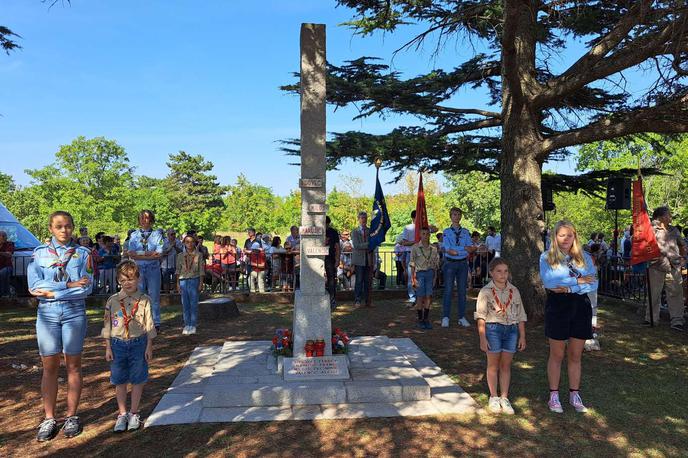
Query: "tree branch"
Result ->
[[540, 93, 688, 155], [436, 106, 502, 117], [536, 6, 688, 107], [556, 1, 651, 81], [438, 118, 503, 135]]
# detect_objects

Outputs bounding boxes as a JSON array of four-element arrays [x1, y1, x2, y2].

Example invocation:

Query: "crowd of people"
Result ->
[[14, 201, 688, 441]]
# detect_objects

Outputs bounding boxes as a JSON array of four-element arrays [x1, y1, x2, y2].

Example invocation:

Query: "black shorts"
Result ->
[[545, 292, 593, 341]]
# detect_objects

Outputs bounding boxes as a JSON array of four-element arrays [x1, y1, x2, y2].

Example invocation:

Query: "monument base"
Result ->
[[145, 336, 480, 426], [292, 290, 333, 357], [282, 355, 349, 381]]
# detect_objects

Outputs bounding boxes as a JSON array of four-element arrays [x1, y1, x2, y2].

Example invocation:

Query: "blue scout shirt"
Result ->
[[539, 251, 598, 294], [28, 237, 94, 302], [442, 225, 472, 260], [128, 228, 164, 268]]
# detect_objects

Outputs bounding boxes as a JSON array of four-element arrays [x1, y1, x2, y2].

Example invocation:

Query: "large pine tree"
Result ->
[[283, 0, 688, 317]]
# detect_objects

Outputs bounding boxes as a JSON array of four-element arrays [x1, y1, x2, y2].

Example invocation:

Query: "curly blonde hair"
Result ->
[[547, 220, 585, 268]]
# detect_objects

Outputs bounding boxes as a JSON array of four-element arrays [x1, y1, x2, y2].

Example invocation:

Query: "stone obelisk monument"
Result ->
[[292, 23, 333, 359]]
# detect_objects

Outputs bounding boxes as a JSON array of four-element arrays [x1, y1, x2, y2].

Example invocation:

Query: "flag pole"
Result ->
[[366, 159, 382, 307]]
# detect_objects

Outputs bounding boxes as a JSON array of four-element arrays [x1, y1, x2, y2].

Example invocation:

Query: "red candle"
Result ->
[[315, 338, 325, 357], [305, 340, 315, 357]]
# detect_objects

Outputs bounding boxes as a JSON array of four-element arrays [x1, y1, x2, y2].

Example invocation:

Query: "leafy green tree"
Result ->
[[284, 1, 688, 316], [273, 190, 302, 234], [0, 172, 16, 202], [163, 152, 227, 237], [326, 187, 360, 233], [553, 190, 630, 247], [129, 176, 177, 234], [576, 134, 688, 225], [24, 136, 136, 235], [221, 174, 279, 233], [444, 172, 501, 232], [0, 173, 47, 239]]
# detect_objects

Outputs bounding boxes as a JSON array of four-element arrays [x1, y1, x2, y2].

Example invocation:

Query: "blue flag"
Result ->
[[369, 169, 391, 251]]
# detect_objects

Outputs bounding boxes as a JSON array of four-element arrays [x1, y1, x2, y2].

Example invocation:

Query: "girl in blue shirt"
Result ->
[[28, 211, 93, 441], [539, 220, 597, 415]]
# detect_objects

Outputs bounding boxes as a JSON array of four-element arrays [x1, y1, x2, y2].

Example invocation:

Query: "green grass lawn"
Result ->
[[0, 295, 686, 457]]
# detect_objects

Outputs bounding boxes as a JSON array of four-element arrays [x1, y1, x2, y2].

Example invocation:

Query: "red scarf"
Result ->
[[119, 295, 141, 339], [491, 285, 514, 316]]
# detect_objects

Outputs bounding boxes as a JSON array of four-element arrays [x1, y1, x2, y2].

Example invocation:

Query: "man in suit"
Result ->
[[351, 211, 371, 307]]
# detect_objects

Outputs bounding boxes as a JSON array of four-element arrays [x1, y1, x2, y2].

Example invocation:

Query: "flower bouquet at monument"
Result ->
[[332, 328, 350, 355], [271, 328, 293, 357]]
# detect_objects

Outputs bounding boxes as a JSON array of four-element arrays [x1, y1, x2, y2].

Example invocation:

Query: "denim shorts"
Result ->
[[485, 323, 519, 353], [110, 334, 149, 385], [415, 270, 434, 297], [36, 301, 87, 357]]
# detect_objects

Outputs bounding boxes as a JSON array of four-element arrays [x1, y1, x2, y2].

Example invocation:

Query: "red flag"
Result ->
[[631, 176, 660, 265], [414, 172, 429, 242]]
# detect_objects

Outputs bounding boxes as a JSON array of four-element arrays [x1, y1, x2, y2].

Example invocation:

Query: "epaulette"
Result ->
[[76, 245, 92, 256], [33, 244, 49, 254]]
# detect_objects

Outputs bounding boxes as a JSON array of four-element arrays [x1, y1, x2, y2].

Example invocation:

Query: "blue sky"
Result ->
[[1, 1, 650, 196]]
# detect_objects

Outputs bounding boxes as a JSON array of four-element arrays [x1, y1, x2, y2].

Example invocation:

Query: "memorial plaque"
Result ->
[[304, 246, 329, 256], [307, 203, 328, 213], [299, 226, 324, 236], [283, 355, 349, 381], [300, 178, 324, 188]]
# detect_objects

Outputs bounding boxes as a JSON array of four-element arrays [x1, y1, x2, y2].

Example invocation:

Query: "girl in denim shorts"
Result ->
[[28, 211, 94, 442], [103, 260, 156, 433], [475, 258, 527, 415]]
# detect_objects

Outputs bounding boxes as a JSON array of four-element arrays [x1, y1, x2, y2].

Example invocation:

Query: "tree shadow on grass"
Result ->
[[0, 296, 686, 457]]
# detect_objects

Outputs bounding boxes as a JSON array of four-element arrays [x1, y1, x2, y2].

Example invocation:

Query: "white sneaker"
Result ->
[[548, 392, 564, 413], [488, 396, 501, 413], [189, 326, 197, 335], [182, 326, 189, 335], [458, 317, 471, 327], [569, 391, 588, 413], [441, 317, 450, 328], [500, 397, 515, 415]]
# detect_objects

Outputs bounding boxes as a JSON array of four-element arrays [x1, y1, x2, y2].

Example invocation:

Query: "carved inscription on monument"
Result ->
[[304, 246, 329, 256], [307, 204, 328, 213], [299, 226, 324, 236], [299, 178, 324, 188]]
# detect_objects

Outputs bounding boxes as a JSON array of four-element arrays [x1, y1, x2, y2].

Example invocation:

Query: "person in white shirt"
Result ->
[[485, 226, 502, 259], [401, 210, 417, 305]]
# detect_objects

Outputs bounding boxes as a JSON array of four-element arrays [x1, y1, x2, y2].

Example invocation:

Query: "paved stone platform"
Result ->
[[145, 336, 479, 426]]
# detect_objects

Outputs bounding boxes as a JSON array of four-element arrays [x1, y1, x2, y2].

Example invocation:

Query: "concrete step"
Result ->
[[203, 381, 347, 407]]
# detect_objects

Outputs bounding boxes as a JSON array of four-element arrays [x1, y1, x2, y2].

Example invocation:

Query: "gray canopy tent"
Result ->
[[0, 202, 41, 295]]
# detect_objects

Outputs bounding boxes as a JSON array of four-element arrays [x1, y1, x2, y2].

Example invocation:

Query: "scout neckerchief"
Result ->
[[451, 225, 464, 245], [183, 250, 197, 274], [565, 255, 583, 278], [416, 243, 434, 267], [140, 229, 153, 250], [491, 283, 514, 316], [47, 240, 77, 282], [118, 294, 141, 339]]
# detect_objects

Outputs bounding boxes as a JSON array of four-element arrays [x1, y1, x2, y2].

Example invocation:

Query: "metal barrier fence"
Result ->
[[6, 249, 497, 297], [596, 256, 649, 303], [10, 250, 655, 302]]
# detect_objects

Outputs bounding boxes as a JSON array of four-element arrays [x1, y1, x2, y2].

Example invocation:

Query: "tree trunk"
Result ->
[[500, 135, 547, 319], [501, 0, 547, 319]]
